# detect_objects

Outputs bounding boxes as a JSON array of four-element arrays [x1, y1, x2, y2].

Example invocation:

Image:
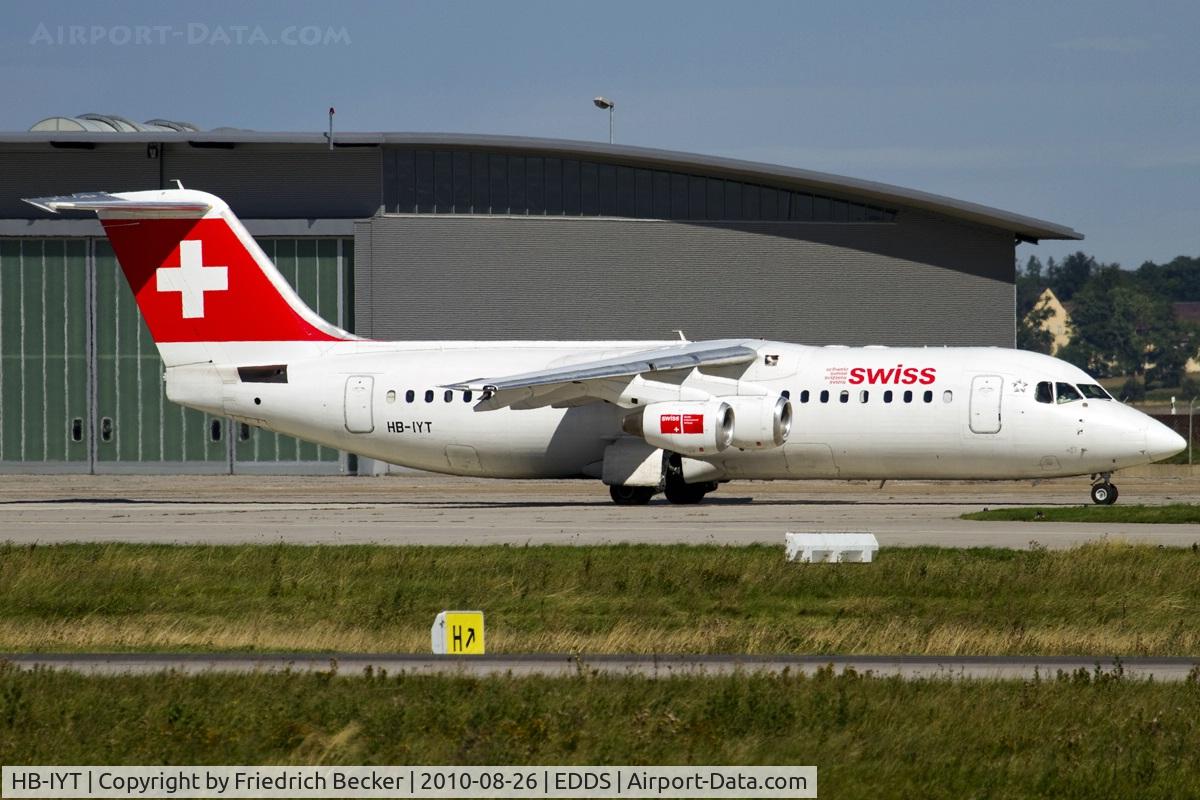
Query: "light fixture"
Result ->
[[593, 96, 615, 144]]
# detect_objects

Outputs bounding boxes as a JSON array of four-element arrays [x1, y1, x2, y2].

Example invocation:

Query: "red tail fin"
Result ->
[[101, 215, 341, 343], [24, 189, 354, 365]]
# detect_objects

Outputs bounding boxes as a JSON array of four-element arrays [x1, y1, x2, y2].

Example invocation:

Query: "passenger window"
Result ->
[[859, 390, 869, 403], [1035, 382, 1052, 404], [883, 390, 893, 403], [800, 390, 810, 403], [386, 390, 396, 404], [406, 390, 415, 403], [820, 390, 829, 403], [903, 390, 913, 403], [464, 390, 473, 402], [923, 390, 933, 403], [424, 389, 434, 403], [781, 390, 790, 399], [1055, 382, 1082, 403], [444, 389, 454, 403], [839, 390, 849, 404], [1078, 384, 1111, 400], [943, 390, 953, 403]]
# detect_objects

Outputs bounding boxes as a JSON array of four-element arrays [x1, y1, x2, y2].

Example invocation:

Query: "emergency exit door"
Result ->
[[344, 376, 374, 433], [969, 375, 1003, 434]]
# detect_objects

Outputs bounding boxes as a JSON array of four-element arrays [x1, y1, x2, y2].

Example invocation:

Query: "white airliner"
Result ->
[[26, 189, 1185, 505]]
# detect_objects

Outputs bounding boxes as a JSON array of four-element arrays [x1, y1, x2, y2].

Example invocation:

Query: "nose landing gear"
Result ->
[[1090, 473, 1119, 505]]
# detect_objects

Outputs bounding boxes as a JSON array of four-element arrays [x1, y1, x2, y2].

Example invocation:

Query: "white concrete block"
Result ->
[[786, 532, 879, 563]]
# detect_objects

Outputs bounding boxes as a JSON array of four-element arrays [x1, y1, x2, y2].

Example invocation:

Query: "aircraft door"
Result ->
[[969, 375, 1003, 434], [344, 376, 375, 433]]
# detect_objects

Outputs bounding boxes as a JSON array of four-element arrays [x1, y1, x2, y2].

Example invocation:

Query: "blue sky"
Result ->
[[3, 0, 1197, 269]]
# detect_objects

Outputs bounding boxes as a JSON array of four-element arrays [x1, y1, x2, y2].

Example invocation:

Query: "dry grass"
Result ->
[[0, 541, 1198, 655], [0, 618, 1196, 657]]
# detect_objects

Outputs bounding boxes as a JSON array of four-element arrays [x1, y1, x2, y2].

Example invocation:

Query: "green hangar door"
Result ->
[[0, 240, 90, 467], [1, 237, 351, 474]]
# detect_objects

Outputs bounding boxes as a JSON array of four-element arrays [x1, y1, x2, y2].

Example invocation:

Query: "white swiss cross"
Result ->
[[156, 240, 228, 319]]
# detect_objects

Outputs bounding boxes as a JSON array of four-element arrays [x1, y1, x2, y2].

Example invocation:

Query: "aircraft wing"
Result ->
[[445, 339, 760, 411]]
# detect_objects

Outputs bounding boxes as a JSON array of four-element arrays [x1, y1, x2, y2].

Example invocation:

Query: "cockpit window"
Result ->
[[1055, 382, 1083, 403], [1035, 381, 1053, 404], [1078, 384, 1112, 400]]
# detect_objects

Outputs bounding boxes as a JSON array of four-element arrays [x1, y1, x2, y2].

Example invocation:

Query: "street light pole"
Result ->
[[593, 96, 615, 144]]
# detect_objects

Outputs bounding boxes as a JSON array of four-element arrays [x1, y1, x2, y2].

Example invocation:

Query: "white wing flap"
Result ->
[[446, 340, 760, 411]]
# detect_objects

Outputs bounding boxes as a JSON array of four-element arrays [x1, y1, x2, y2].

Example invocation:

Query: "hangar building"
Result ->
[[0, 116, 1082, 473]]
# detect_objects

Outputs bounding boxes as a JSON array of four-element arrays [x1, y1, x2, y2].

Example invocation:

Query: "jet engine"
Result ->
[[622, 399, 733, 457], [725, 395, 792, 449]]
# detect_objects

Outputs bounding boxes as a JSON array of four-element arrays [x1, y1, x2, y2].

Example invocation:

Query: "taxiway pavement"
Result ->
[[0, 474, 1196, 548]]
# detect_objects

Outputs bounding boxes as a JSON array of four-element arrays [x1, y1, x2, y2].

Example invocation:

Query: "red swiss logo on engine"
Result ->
[[660, 414, 704, 434]]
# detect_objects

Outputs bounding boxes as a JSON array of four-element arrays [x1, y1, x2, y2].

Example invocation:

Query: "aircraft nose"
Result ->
[[1145, 419, 1187, 461]]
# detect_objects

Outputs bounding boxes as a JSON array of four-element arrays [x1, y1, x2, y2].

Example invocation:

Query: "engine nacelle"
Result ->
[[726, 395, 792, 449], [622, 400, 733, 457]]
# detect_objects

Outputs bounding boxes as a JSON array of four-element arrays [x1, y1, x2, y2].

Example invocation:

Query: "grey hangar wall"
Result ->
[[353, 210, 1014, 345]]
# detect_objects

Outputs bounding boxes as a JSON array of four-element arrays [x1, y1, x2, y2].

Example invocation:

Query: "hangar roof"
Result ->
[[0, 130, 1083, 241]]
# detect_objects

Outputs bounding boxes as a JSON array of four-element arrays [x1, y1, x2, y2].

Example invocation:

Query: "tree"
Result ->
[[1016, 255, 1047, 316], [1017, 297, 1055, 354], [1134, 255, 1200, 301], [1045, 251, 1098, 303], [1060, 265, 1199, 383]]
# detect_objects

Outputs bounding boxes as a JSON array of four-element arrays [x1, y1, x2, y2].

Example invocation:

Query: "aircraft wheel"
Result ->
[[609, 485, 655, 505], [664, 481, 711, 505], [1090, 482, 1118, 505]]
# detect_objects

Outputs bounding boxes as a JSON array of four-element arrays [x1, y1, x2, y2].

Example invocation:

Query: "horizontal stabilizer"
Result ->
[[23, 192, 212, 215]]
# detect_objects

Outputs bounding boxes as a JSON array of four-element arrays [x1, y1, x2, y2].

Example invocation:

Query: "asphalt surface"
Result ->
[[3, 652, 1194, 681], [0, 473, 1196, 548]]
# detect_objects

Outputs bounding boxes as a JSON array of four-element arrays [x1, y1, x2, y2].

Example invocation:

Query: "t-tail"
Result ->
[[23, 189, 356, 368]]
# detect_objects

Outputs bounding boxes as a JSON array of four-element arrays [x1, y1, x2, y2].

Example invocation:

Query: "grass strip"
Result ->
[[1, 542, 1200, 656], [962, 504, 1200, 524], [1, 665, 1198, 799]]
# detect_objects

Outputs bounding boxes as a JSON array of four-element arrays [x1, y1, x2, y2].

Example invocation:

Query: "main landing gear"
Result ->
[[663, 452, 717, 505], [1090, 473, 1119, 505], [609, 485, 655, 506], [608, 454, 719, 505], [664, 480, 716, 505], [607, 481, 718, 505]]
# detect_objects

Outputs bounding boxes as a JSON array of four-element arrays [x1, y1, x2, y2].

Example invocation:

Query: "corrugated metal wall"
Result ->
[[0, 146, 158, 218], [1, 144, 382, 220], [353, 212, 1015, 346], [0, 236, 352, 472], [163, 145, 381, 218]]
